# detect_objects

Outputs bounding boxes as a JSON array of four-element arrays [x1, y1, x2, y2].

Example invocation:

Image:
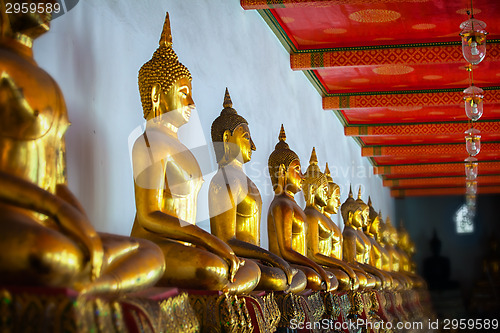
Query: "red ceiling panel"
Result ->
[[271, 1, 500, 49]]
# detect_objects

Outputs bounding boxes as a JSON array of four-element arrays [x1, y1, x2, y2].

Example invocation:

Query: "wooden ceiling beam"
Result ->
[[391, 186, 500, 197], [292, 43, 500, 70], [362, 143, 500, 157], [324, 89, 500, 110], [374, 161, 500, 176], [384, 175, 500, 188], [345, 122, 500, 137]]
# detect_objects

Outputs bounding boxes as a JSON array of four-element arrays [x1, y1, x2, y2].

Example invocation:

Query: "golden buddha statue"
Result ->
[[130, 13, 260, 294], [208, 89, 306, 293], [302, 149, 359, 291], [365, 199, 399, 290], [380, 217, 412, 289], [397, 220, 425, 287], [355, 189, 394, 290], [267, 126, 336, 291], [397, 220, 417, 273], [340, 188, 376, 289], [0, 0, 165, 294]]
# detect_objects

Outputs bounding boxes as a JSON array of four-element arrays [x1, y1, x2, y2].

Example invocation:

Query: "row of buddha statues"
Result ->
[[0, 7, 424, 302]]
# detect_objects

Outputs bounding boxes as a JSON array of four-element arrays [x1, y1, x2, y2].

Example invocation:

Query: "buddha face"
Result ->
[[225, 123, 256, 164], [325, 186, 340, 214], [285, 159, 304, 195], [388, 226, 398, 245], [156, 77, 195, 127], [360, 207, 369, 228], [314, 183, 328, 207], [352, 208, 363, 228], [369, 216, 380, 236]]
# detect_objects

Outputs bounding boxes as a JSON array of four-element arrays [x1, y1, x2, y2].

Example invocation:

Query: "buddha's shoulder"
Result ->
[[269, 196, 297, 213], [342, 226, 358, 236], [304, 206, 323, 218], [133, 132, 196, 161], [209, 168, 245, 190]]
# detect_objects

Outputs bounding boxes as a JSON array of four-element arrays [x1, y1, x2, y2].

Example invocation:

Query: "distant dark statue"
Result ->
[[423, 230, 458, 290]]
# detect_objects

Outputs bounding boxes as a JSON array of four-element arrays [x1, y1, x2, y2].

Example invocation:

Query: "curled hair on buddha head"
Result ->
[[211, 88, 248, 163], [340, 186, 360, 224], [303, 147, 328, 206], [367, 196, 379, 224], [268, 125, 300, 191], [356, 186, 368, 213], [138, 12, 192, 120]]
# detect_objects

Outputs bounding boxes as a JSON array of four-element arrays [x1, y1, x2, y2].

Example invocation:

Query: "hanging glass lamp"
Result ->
[[466, 180, 477, 195], [465, 156, 478, 180], [460, 17, 488, 65], [464, 128, 481, 156], [463, 84, 484, 121]]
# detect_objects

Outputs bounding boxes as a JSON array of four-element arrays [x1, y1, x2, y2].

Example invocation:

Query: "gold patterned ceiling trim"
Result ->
[[362, 142, 500, 157], [323, 89, 500, 109], [391, 186, 500, 197], [290, 43, 500, 70], [375, 161, 500, 176], [384, 174, 500, 188], [345, 122, 500, 137]]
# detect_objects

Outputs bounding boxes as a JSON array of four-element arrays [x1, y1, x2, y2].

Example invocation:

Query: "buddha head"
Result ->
[[211, 88, 255, 166], [340, 186, 362, 228], [398, 220, 415, 256], [302, 148, 328, 208], [355, 187, 369, 229], [138, 13, 194, 127], [385, 216, 398, 246], [397, 221, 409, 249], [367, 197, 381, 237], [379, 216, 391, 246], [324, 163, 340, 215], [376, 210, 385, 243], [268, 125, 303, 196]]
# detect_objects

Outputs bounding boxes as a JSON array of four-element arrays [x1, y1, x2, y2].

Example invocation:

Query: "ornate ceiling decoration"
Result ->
[[241, 0, 500, 197]]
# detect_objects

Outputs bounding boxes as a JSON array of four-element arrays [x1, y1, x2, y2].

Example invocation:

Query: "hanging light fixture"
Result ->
[[459, 1, 488, 65], [466, 193, 476, 208], [464, 128, 481, 156], [466, 180, 477, 195], [463, 84, 484, 121], [464, 156, 478, 181]]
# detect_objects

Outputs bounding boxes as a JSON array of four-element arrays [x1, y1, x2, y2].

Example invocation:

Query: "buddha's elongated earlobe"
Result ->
[[151, 83, 161, 122], [276, 163, 286, 194]]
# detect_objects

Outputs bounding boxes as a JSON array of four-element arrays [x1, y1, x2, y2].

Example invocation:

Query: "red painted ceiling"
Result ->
[[242, 0, 500, 196], [271, 1, 500, 49]]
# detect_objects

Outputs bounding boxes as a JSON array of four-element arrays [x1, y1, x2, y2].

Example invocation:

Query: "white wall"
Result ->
[[34, 0, 394, 249]]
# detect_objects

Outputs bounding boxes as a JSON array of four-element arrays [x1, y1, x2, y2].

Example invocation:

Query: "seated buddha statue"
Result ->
[[267, 126, 336, 291], [130, 13, 260, 294], [354, 189, 391, 290], [365, 199, 400, 290], [0, 2, 165, 294], [208, 89, 306, 293], [380, 217, 412, 289], [302, 149, 359, 291], [397, 221, 425, 288], [341, 188, 376, 289]]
